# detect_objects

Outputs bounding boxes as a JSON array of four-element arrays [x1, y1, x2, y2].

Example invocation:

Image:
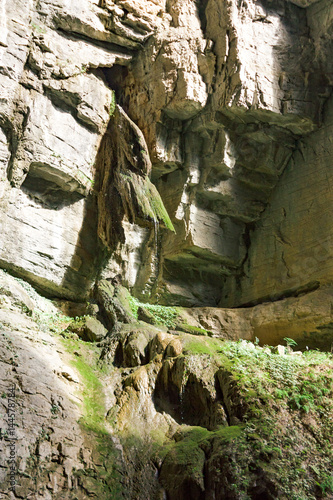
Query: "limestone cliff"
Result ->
[[0, 0, 332, 310], [0, 0, 333, 498]]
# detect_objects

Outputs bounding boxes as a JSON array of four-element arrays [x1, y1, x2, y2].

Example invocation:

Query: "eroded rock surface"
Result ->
[[0, 0, 331, 308], [0, 277, 89, 499], [0, 0, 333, 499]]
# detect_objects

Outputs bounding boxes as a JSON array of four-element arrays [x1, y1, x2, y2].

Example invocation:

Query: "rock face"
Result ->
[[1, 1, 333, 499], [221, 96, 333, 306], [0, 0, 331, 309], [0, 276, 89, 499], [2, 271, 332, 499]]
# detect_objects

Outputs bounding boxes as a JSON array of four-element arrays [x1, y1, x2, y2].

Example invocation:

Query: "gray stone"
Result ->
[[0, 0, 331, 312], [84, 317, 108, 342], [272, 345, 286, 356], [0, 270, 35, 313], [122, 329, 155, 367]]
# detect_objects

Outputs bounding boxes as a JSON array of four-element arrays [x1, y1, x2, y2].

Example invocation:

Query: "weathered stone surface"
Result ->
[[0, 189, 98, 300], [185, 286, 333, 350], [95, 280, 134, 330], [0, 303, 86, 497], [0, 0, 331, 308], [119, 0, 331, 305], [84, 316, 108, 342], [121, 328, 156, 367], [0, 3, 332, 499], [222, 95, 333, 308], [11, 93, 101, 190], [1, 267, 332, 499], [149, 330, 175, 358], [154, 353, 228, 429], [138, 305, 159, 325], [0, 270, 35, 313], [165, 338, 183, 357]]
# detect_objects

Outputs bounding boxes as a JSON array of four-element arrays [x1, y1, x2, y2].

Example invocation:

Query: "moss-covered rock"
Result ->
[[84, 316, 108, 342], [175, 322, 211, 336], [118, 170, 175, 231], [95, 280, 134, 329], [138, 305, 159, 325]]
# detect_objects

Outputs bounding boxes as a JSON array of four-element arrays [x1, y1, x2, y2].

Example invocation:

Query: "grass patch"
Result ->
[[178, 339, 333, 499], [182, 335, 226, 356], [58, 331, 107, 433], [176, 323, 212, 336], [128, 295, 180, 329]]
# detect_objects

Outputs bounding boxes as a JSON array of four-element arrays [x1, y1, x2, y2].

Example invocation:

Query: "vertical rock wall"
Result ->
[[221, 94, 333, 306], [219, 0, 333, 306], [0, 0, 331, 307]]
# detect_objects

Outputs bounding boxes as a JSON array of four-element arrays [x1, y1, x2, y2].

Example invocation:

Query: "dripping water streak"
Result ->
[[153, 218, 159, 280]]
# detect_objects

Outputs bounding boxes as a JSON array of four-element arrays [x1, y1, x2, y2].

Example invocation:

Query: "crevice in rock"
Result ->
[[21, 169, 85, 209], [6, 106, 31, 186], [197, 0, 210, 33], [236, 280, 321, 308], [100, 65, 129, 105], [56, 27, 134, 58], [239, 221, 256, 274]]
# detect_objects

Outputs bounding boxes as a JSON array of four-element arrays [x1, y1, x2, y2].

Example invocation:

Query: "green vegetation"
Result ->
[[32, 307, 118, 452], [56, 329, 106, 433], [159, 425, 244, 493], [109, 90, 116, 117], [183, 335, 226, 356], [119, 172, 175, 232], [3, 269, 332, 498], [31, 22, 46, 34], [143, 177, 175, 231], [175, 323, 212, 336], [284, 336, 298, 347], [77, 169, 94, 188], [128, 295, 180, 328], [178, 338, 333, 499], [57, 329, 126, 497]]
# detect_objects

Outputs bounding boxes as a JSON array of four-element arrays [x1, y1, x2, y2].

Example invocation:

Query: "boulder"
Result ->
[[84, 317, 108, 342]]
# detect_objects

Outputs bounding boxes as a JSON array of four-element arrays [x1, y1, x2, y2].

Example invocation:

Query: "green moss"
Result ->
[[109, 90, 116, 117], [115, 285, 137, 320], [182, 336, 225, 357], [176, 323, 211, 336], [213, 425, 243, 442], [144, 178, 175, 231], [58, 332, 106, 432], [31, 22, 46, 34], [160, 425, 244, 493], [175, 340, 333, 499], [172, 425, 243, 449], [59, 331, 127, 497], [119, 171, 175, 231]]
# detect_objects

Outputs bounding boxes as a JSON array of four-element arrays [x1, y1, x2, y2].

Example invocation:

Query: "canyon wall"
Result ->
[[222, 94, 333, 306], [0, 0, 332, 308], [1, 1, 333, 498]]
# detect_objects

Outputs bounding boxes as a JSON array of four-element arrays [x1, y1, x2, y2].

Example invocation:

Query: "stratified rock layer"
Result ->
[[221, 96, 333, 306], [0, 0, 332, 308]]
